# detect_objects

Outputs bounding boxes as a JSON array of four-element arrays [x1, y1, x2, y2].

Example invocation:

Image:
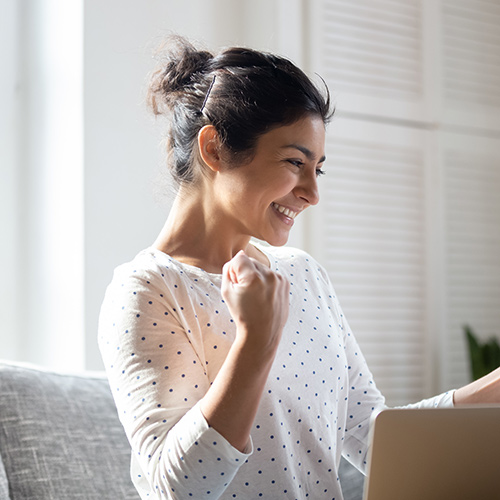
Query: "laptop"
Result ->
[[363, 406, 500, 500]]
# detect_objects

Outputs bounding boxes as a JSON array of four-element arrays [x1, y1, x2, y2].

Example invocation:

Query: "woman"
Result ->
[[99, 37, 500, 500]]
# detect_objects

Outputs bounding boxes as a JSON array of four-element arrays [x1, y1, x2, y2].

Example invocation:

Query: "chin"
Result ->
[[263, 232, 290, 247]]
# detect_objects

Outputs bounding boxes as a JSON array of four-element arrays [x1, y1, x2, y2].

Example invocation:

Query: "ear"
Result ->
[[198, 125, 223, 173]]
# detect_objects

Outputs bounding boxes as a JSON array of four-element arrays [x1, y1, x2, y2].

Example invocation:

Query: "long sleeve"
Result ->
[[314, 260, 455, 475], [98, 252, 251, 499], [328, 290, 386, 473]]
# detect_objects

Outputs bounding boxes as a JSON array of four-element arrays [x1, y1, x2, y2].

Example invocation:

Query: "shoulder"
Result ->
[[110, 247, 191, 285], [98, 248, 194, 339], [102, 247, 196, 308], [258, 243, 325, 273]]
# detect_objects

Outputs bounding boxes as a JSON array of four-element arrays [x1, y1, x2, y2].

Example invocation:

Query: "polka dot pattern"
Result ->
[[98, 244, 449, 499]]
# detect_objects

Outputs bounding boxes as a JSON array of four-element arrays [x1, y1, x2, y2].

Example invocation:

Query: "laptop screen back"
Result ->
[[363, 407, 500, 500]]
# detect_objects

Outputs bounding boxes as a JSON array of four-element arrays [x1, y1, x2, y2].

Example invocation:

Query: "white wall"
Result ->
[[0, 0, 20, 361], [1, 0, 84, 370]]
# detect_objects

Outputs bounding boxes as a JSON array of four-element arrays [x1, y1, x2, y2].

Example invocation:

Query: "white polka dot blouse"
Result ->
[[98, 243, 454, 500]]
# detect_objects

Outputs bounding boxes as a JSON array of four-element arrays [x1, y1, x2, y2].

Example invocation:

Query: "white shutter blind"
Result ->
[[441, 133, 500, 389], [442, 0, 500, 130], [305, 0, 500, 402], [310, 119, 431, 406], [309, 0, 432, 121]]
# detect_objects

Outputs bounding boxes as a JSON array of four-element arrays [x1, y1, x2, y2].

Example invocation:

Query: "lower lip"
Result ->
[[272, 205, 295, 226]]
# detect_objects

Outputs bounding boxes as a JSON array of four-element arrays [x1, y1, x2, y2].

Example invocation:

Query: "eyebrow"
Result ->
[[282, 144, 326, 164]]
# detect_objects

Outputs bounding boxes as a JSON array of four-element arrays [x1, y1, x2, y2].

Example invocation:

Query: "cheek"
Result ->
[[267, 173, 297, 198], [222, 168, 295, 206]]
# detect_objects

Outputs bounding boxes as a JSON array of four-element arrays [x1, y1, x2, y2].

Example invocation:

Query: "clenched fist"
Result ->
[[221, 250, 290, 354]]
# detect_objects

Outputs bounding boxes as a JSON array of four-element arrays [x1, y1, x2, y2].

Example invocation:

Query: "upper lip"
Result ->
[[272, 202, 300, 219]]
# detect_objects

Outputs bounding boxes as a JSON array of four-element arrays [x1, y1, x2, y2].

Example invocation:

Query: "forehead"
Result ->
[[257, 115, 326, 159]]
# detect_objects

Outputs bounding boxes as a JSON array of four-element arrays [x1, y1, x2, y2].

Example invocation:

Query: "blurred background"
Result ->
[[1, 0, 499, 406]]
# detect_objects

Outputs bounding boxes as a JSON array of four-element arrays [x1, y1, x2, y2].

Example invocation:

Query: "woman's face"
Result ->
[[212, 114, 326, 246]]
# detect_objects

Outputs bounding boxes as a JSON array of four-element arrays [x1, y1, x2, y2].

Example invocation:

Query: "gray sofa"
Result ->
[[0, 360, 364, 500]]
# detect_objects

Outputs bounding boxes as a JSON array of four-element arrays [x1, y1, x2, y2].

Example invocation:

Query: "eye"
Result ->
[[287, 159, 325, 177], [287, 159, 304, 168]]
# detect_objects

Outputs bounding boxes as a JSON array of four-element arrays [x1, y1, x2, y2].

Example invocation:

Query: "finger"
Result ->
[[226, 251, 260, 285], [222, 260, 232, 285]]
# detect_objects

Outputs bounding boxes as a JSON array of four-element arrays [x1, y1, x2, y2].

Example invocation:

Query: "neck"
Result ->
[[154, 186, 261, 274]]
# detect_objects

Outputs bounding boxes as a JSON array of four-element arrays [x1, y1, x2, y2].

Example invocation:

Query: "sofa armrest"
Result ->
[[0, 361, 139, 500]]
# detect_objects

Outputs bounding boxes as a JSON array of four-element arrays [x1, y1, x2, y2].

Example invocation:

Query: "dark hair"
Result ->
[[147, 36, 333, 185]]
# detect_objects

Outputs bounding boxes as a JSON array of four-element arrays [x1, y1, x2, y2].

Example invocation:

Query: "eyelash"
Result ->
[[288, 160, 326, 177]]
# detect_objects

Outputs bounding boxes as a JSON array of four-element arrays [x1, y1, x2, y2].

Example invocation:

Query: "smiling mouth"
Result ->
[[272, 203, 298, 219]]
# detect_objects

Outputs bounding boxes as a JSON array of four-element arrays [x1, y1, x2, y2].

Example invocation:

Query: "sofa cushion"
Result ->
[[339, 456, 365, 500], [0, 361, 139, 500], [0, 453, 9, 500]]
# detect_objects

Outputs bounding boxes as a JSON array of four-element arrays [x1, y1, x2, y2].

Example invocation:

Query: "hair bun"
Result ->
[[148, 36, 213, 114]]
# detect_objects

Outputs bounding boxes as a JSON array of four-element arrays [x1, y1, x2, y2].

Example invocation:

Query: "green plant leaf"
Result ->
[[464, 325, 500, 381]]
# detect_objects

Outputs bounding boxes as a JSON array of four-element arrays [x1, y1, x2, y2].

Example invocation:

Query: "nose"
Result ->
[[295, 170, 320, 206]]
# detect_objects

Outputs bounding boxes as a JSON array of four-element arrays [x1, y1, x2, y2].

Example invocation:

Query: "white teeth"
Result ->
[[273, 203, 297, 219]]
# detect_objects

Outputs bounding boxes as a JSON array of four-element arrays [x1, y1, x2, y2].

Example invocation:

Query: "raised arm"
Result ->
[[200, 250, 290, 452], [99, 250, 289, 499]]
